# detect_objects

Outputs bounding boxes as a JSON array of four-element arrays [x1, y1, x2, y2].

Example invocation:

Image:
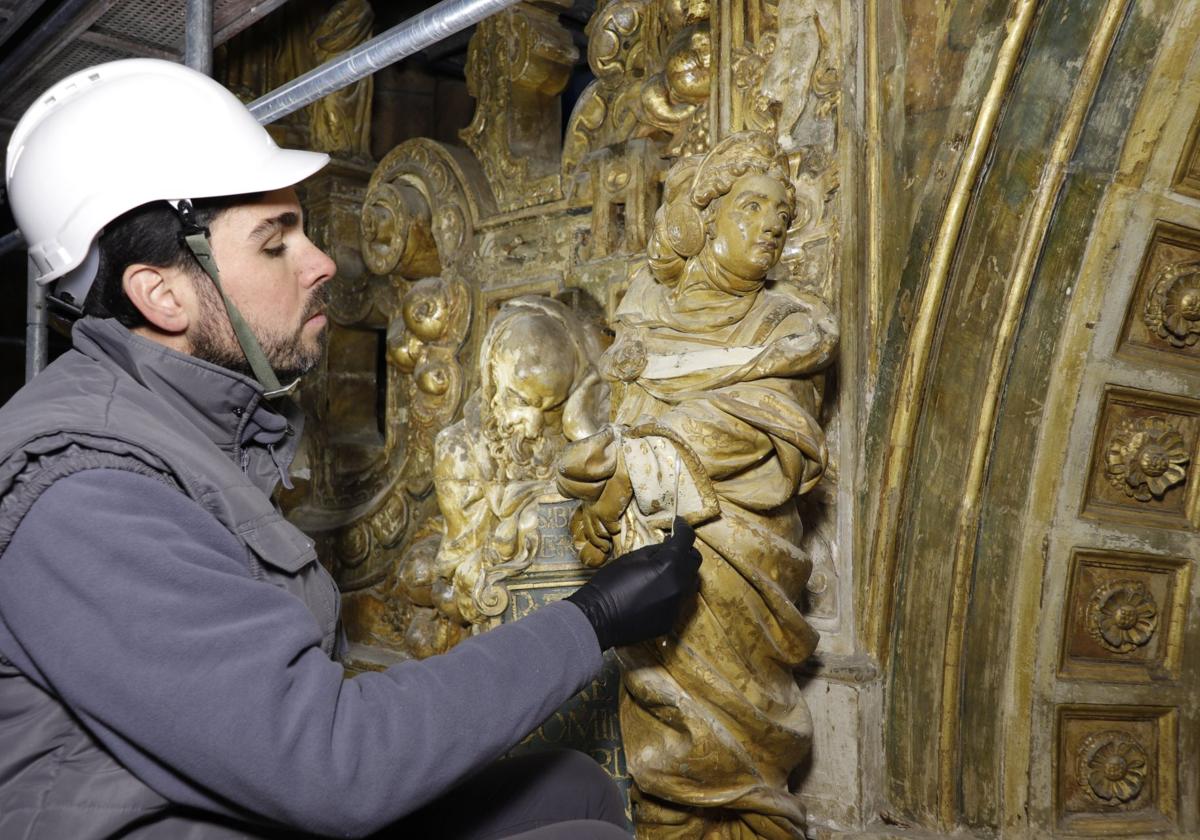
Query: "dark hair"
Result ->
[[84, 193, 261, 327]]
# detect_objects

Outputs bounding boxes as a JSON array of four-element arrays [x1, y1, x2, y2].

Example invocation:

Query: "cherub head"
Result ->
[[648, 131, 795, 292]]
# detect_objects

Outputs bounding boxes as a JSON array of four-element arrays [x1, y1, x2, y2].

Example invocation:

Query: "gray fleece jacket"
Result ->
[[0, 317, 602, 839]]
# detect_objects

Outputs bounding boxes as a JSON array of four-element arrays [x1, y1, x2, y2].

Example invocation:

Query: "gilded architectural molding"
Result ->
[[461, 0, 578, 211]]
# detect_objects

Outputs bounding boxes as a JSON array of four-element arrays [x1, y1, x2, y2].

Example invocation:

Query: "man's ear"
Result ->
[[123, 264, 190, 334]]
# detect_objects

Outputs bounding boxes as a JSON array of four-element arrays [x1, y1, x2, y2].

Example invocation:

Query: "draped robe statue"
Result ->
[[557, 132, 838, 839]]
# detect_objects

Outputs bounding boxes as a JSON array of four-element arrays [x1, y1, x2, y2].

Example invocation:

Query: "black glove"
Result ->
[[566, 517, 702, 651]]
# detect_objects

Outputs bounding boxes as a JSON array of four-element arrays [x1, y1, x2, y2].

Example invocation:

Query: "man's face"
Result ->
[[189, 187, 336, 382], [708, 172, 790, 284]]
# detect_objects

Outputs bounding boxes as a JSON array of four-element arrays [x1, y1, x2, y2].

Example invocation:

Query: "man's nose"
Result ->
[[303, 239, 337, 288]]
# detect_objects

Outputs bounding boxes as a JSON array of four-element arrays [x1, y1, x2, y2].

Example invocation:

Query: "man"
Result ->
[[0, 59, 700, 839]]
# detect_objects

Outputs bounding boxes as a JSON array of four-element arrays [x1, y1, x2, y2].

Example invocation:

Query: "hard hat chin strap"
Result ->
[[174, 201, 298, 400]]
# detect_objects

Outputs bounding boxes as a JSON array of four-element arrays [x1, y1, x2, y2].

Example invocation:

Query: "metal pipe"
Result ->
[[0, 0, 97, 93], [184, 0, 213, 76], [24, 265, 47, 382], [249, 0, 520, 124], [0, 0, 54, 53], [0, 229, 25, 257]]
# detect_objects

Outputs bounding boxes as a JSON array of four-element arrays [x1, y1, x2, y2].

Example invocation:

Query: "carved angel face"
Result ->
[[708, 172, 790, 284]]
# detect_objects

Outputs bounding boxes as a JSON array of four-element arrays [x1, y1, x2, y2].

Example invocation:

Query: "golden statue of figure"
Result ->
[[309, 0, 374, 156], [431, 297, 610, 631], [557, 132, 838, 839]]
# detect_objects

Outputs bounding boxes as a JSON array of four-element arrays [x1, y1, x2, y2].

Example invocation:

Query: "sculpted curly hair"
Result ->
[[647, 131, 795, 286]]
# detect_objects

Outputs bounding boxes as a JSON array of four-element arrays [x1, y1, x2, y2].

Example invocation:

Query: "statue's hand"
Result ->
[[557, 426, 634, 566], [556, 426, 619, 497], [569, 506, 613, 568]]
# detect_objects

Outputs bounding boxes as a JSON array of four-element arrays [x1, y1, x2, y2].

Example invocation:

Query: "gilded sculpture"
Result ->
[[557, 131, 837, 838], [308, 0, 374, 157], [1103, 416, 1189, 502], [636, 0, 712, 155], [429, 297, 610, 635], [200, 0, 1200, 835]]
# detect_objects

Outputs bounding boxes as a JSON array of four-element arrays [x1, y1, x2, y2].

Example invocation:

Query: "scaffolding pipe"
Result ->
[[0, 0, 95, 91], [248, 0, 520, 123], [0, 229, 23, 257], [184, 0, 213, 76]]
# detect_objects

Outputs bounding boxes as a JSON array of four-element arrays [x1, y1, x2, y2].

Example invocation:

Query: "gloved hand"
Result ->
[[566, 518, 702, 651]]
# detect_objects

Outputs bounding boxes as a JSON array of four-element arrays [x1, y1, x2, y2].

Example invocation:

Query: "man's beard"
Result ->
[[190, 276, 329, 383]]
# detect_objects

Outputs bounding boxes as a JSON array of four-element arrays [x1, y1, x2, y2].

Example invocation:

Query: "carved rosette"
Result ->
[[1144, 260, 1200, 348], [1077, 731, 1149, 804], [604, 333, 648, 381], [1103, 416, 1189, 502], [1086, 580, 1159, 653]]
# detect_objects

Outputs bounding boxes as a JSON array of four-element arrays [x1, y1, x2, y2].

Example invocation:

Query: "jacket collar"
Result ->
[[71, 317, 304, 492]]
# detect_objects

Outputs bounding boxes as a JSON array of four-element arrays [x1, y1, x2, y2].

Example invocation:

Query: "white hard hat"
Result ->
[[5, 58, 328, 298]]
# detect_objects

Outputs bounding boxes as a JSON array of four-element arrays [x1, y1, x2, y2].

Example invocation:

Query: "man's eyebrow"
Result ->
[[247, 211, 300, 243]]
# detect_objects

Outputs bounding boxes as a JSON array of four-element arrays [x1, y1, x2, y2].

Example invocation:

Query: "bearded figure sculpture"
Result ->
[[431, 296, 610, 631], [557, 131, 838, 839]]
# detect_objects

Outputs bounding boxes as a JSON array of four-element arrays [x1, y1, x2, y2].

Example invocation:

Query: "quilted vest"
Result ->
[[0, 317, 339, 839]]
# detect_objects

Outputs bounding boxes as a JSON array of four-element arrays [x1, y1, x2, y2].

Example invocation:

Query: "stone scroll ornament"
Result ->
[[556, 131, 838, 839]]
